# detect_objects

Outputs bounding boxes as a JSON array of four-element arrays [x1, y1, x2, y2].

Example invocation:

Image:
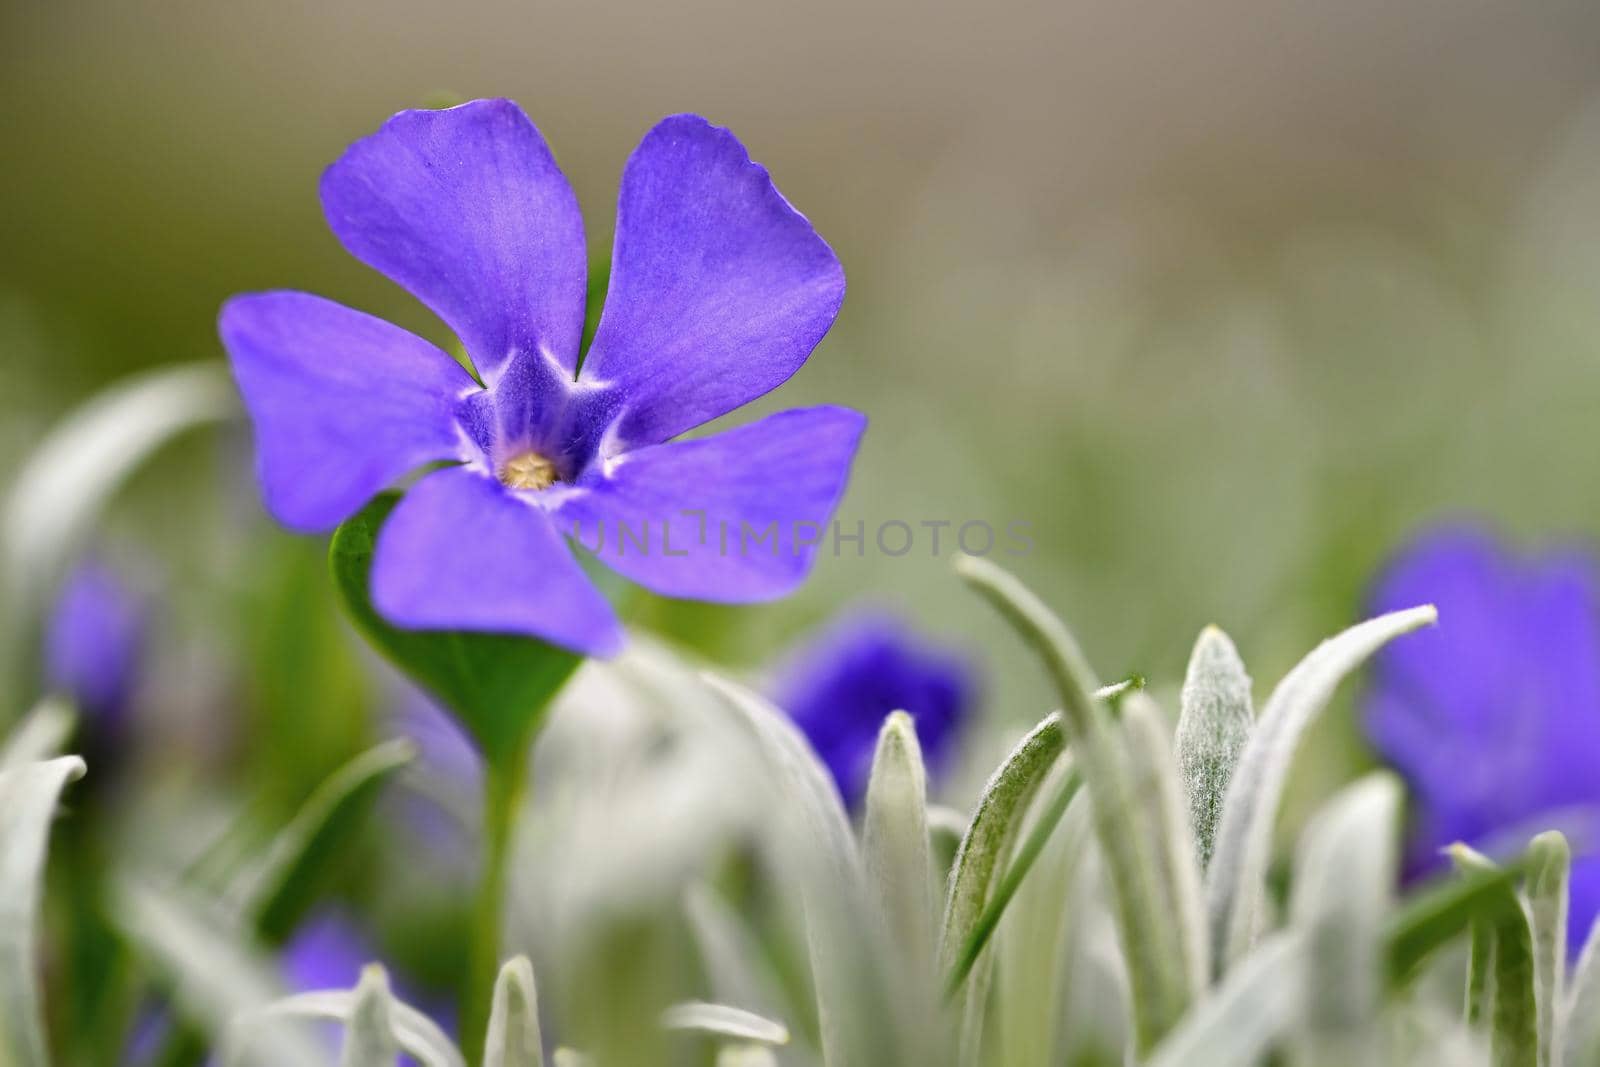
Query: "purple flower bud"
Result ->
[[1364, 522, 1600, 953], [771, 608, 978, 807], [45, 558, 146, 732]]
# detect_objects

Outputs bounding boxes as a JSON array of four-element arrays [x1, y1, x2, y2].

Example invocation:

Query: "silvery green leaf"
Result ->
[[1175, 626, 1253, 870], [1450, 845, 1539, 1067], [1288, 773, 1401, 1066], [231, 988, 462, 1067], [701, 674, 890, 1067], [1120, 691, 1209, 991], [224, 738, 415, 937], [0, 697, 74, 773], [551, 1050, 589, 1067], [116, 878, 328, 1066], [1144, 930, 1307, 1067], [862, 711, 934, 974], [683, 885, 791, 1025], [0, 755, 85, 1067], [1, 363, 233, 699], [1565, 915, 1600, 1067], [1526, 832, 1569, 1067], [661, 1002, 790, 1045], [937, 710, 1066, 1060], [340, 965, 400, 1067], [485, 955, 543, 1067], [955, 554, 1198, 1051], [1206, 605, 1437, 974]]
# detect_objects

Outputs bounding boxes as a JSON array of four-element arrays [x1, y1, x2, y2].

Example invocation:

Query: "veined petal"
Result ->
[[370, 466, 622, 656], [553, 406, 865, 601], [580, 115, 845, 449], [220, 292, 473, 532], [321, 99, 588, 381]]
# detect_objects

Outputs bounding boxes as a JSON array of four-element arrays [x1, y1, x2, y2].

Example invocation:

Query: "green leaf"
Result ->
[[938, 708, 1067, 1066], [0, 756, 86, 1067], [1383, 856, 1533, 986], [1205, 605, 1437, 974], [1566, 912, 1600, 1067], [340, 965, 401, 1067], [230, 987, 462, 1067], [1174, 626, 1253, 871], [225, 739, 416, 941], [485, 956, 543, 1067], [329, 493, 581, 762], [862, 711, 934, 974], [1144, 931, 1307, 1067], [0, 697, 75, 773], [1527, 831, 1570, 1067], [1, 363, 233, 708], [660, 1002, 790, 1045], [116, 878, 326, 1067], [1288, 774, 1401, 1066], [955, 554, 1199, 1051], [1451, 845, 1539, 1067]]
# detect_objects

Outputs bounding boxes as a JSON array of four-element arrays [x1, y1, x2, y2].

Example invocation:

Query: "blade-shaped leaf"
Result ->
[[862, 711, 933, 974], [0, 756, 85, 1067], [1527, 831, 1569, 1067], [1385, 857, 1533, 986], [0, 698, 74, 773], [1566, 914, 1600, 1067], [116, 878, 327, 1066], [1144, 931, 1307, 1067], [330, 494, 581, 762], [230, 988, 462, 1067], [224, 738, 416, 940], [341, 965, 401, 1067], [1174, 626, 1253, 870], [1451, 844, 1538, 1067], [485, 956, 543, 1067], [1121, 692, 1209, 991], [955, 554, 1199, 1051], [1, 363, 233, 702], [1288, 774, 1401, 1066], [1206, 605, 1436, 973], [661, 1002, 790, 1046]]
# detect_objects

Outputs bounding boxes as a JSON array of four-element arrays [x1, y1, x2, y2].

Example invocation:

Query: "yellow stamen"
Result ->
[[499, 450, 559, 491]]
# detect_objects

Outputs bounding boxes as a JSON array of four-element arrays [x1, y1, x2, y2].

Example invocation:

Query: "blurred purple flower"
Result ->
[[1364, 523, 1600, 953], [772, 609, 978, 806], [45, 558, 145, 731], [220, 99, 863, 657]]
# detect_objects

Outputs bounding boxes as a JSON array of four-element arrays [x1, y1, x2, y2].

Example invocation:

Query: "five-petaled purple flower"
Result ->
[[1364, 523, 1600, 953], [220, 99, 865, 656], [46, 558, 146, 732], [771, 608, 978, 806]]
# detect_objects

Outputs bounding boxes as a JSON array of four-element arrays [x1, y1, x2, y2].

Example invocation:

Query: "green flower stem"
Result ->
[[463, 738, 531, 1064]]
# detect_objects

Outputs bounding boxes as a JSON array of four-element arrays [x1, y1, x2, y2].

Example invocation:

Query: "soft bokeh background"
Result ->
[[8, 1, 1600, 804]]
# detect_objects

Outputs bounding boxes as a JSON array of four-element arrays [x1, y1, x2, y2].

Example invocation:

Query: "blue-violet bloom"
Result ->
[[220, 99, 864, 656], [771, 608, 977, 806], [46, 558, 146, 731], [1364, 523, 1600, 953]]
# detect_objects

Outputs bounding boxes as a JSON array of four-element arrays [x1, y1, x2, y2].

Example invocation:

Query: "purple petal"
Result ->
[[282, 910, 373, 992], [46, 558, 145, 729], [580, 116, 845, 449], [1573, 854, 1600, 957], [220, 292, 473, 532], [371, 466, 622, 656], [553, 406, 865, 601], [320, 99, 588, 381], [771, 608, 979, 806]]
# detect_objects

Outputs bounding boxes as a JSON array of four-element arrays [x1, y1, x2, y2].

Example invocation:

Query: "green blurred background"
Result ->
[[7, 0, 1600, 794]]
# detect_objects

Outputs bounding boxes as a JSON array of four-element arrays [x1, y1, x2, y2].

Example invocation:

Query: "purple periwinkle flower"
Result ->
[[1364, 523, 1600, 953], [772, 609, 978, 806], [45, 558, 145, 731], [220, 100, 864, 656]]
